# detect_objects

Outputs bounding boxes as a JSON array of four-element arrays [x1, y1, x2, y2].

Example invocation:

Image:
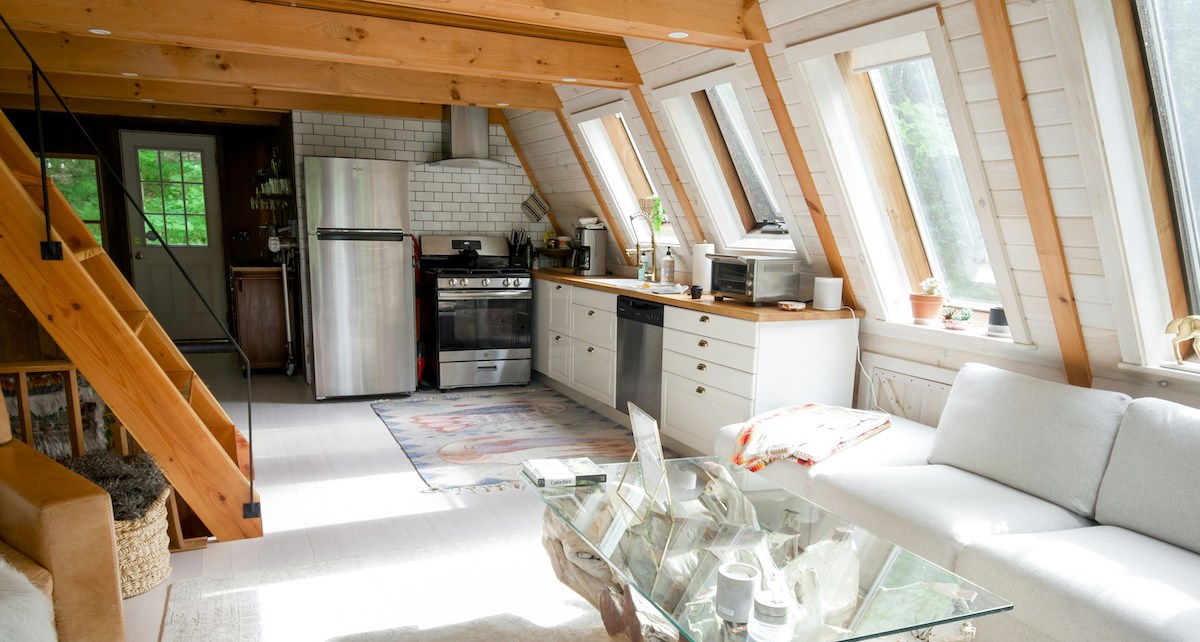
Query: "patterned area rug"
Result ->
[[372, 385, 634, 491]]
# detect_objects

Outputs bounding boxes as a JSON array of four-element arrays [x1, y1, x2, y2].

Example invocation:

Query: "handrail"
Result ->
[[0, 16, 259, 519]]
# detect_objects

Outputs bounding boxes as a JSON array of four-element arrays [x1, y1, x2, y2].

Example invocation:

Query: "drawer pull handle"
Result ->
[[554, 335, 562, 340], [555, 285, 563, 290], [587, 346, 595, 353], [696, 363, 707, 371], [696, 386, 706, 395], [698, 339, 708, 347], [588, 310, 595, 316], [700, 315, 710, 323]]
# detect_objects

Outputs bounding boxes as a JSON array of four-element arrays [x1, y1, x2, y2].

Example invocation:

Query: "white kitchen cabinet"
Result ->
[[533, 279, 554, 375], [661, 307, 858, 455], [570, 340, 616, 406], [548, 282, 571, 334], [548, 330, 572, 383], [570, 290, 617, 350]]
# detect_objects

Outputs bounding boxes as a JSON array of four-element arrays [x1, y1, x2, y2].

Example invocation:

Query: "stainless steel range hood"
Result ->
[[425, 106, 519, 171]]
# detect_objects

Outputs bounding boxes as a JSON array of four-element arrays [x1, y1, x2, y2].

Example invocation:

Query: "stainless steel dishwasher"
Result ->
[[616, 295, 664, 421]]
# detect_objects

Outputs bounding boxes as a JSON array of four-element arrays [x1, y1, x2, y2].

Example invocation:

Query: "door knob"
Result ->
[[134, 251, 144, 260]]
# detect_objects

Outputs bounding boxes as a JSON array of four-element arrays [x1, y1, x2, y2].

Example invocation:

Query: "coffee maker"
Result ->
[[574, 225, 607, 276]]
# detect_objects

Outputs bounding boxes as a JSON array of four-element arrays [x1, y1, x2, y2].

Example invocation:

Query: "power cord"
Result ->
[[843, 306, 883, 413]]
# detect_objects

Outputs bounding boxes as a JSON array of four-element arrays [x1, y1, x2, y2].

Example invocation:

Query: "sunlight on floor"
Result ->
[[258, 471, 460, 534]]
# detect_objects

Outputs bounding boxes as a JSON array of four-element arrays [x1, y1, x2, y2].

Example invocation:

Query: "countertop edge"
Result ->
[[532, 269, 861, 323]]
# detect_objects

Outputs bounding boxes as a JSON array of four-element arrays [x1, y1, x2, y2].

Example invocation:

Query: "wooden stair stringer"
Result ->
[[0, 141, 261, 542]]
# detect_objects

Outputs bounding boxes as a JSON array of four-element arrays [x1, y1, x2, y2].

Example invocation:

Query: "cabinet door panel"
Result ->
[[571, 304, 617, 350], [549, 282, 571, 333], [571, 343, 616, 406], [548, 331, 571, 383], [661, 371, 752, 455]]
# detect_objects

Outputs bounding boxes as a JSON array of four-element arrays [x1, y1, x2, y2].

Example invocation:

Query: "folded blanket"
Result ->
[[731, 403, 891, 471]]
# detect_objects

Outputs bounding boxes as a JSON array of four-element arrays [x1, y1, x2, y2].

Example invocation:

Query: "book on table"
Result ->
[[522, 457, 607, 487]]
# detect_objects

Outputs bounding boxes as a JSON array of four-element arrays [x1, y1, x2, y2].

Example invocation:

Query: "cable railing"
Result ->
[[0, 15, 260, 521]]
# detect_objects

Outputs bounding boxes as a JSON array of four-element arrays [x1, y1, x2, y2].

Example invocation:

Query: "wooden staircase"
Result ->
[[0, 112, 261, 542]]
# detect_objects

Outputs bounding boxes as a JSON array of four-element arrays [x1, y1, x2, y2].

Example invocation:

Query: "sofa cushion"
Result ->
[[929, 362, 1130, 517], [0, 555, 55, 642], [0, 540, 51, 598], [714, 415, 936, 498], [1096, 397, 1200, 555], [956, 526, 1200, 642], [810, 464, 1093, 569]]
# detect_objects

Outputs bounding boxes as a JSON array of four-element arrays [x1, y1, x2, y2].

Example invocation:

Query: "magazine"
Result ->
[[522, 457, 607, 487]]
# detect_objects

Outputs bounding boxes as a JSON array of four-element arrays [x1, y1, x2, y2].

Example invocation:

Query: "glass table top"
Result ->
[[524, 457, 1012, 641]]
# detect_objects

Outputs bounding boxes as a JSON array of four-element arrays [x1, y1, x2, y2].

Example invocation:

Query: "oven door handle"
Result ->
[[437, 290, 532, 301]]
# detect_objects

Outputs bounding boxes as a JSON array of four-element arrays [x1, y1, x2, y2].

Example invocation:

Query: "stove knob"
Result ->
[[502, 278, 511, 287], [481, 278, 491, 286], [511, 278, 522, 287], [456, 278, 467, 287]]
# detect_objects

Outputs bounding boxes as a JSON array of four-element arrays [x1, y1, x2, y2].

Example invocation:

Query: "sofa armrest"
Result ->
[[0, 440, 125, 642]]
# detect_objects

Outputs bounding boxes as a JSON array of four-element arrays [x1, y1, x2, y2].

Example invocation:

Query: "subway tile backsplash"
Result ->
[[292, 110, 554, 238]]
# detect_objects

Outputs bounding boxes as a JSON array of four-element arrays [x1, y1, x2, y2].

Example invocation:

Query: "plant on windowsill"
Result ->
[[941, 305, 973, 331], [910, 277, 946, 325]]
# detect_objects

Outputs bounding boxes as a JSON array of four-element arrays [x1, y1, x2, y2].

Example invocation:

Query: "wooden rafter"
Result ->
[[692, 90, 758, 232], [0, 32, 563, 111], [493, 109, 563, 236], [0, 92, 283, 125], [348, 0, 771, 50], [976, 0, 1091, 386], [1112, 0, 1189, 318], [555, 108, 635, 265], [748, 44, 859, 310], [4, 0, 641, 89], [628, 86, 707, 245]]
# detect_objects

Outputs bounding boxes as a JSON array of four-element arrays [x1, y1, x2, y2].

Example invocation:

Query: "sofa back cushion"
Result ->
[[929, 363, 1130, 517], [1096, 397, 1200, 555]]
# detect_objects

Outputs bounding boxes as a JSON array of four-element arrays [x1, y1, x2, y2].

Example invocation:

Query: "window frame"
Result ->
[[571, 99, 679, 252], [651, 67, 808, 257], [784, 9, 1028, 342], [44, 153, 105, 248]]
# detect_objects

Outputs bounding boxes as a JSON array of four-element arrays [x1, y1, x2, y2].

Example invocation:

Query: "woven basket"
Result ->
[[114, 488, 172, 598]]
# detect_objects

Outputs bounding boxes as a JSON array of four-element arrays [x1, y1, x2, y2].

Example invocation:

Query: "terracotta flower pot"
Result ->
[[910, 293, 945, 325]]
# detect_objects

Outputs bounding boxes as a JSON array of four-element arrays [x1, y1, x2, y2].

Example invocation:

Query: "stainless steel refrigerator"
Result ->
[[304, 157, 416, 400]]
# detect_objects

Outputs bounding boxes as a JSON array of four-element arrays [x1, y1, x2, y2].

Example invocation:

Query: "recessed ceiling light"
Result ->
[[561, 77, 577, 83], [496, 102, 509, 107], [88, 28, 111, 35], [121, 72, 139, 77], [140, 98, 155, 102], [668, 31, 689, 39]]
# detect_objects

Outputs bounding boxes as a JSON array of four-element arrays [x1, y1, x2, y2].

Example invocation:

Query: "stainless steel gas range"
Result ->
[[418, 235, 532, 390]]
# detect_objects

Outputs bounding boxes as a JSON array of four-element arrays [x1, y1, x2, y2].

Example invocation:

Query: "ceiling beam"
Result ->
[[0, 93, 283, 125], [0, 32, 562, 111], [4, 0, 641, 88], [355, 0, 770, 50], [0, 68, 455, 120]]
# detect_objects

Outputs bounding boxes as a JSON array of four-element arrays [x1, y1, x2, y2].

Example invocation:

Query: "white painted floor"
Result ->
[[121, 353, 568, 641]]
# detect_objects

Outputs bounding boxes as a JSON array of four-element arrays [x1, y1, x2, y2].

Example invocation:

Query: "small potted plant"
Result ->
[[910, 277, 946, 325], [942, 306, 973, 331]]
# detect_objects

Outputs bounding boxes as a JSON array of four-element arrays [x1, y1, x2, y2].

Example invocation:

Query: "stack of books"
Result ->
[[521, 457, 607, 487]]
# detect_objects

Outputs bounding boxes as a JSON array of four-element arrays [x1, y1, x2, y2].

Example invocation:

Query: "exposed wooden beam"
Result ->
[[493, 108, 563, 236], [351, 0, 771, 50], [976, 0, 1091, 386], [555, 108, 635, 265], [0, 31, 562, 111], [1112, 0, 1189, 318], [748, 44, 859, 310], [5, 0, 641, 88], [0, 93, 283, 125], [628, 86, 707, 246], [0, 68, 457, 120]]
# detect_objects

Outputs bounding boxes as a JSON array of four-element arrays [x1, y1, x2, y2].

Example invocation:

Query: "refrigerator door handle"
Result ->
[[316, 229, 408, 241]]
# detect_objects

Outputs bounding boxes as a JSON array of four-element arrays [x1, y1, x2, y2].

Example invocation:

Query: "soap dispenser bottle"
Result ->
[[659, 248, 675, 283]]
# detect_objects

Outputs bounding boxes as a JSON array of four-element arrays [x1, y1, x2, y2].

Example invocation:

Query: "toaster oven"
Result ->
[[708, 253, 813, 305]]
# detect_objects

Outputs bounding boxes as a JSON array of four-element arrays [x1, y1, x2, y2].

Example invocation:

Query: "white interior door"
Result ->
[[121, 131, 226, 341]]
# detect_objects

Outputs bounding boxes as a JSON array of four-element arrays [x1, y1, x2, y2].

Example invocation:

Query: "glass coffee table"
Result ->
[[525, 457, 1011, 641]]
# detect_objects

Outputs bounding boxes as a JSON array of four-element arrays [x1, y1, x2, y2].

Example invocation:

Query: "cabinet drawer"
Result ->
[[662, 349, 756, 399], [572, 287, 617, 311], [661, 371, 752, 455], [571, 304, 617, 350], [663, 329, 758, 372], [665, 306, 758, 347], [547, 331, 571, 383], [548, 282, 571, 333], [571, 342, 616, 407]]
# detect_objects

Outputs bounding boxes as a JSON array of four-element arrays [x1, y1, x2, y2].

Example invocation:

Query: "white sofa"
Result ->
[[714, 362, 1200, 641]]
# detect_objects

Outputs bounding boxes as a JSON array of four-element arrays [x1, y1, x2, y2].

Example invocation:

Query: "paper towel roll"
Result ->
[[691, 243, 715, 292], [813, 276, 843, 310]]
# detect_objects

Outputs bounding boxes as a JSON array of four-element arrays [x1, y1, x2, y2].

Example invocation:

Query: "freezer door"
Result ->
[[304, 157, 410, 233], [309, 234, 416, 398]]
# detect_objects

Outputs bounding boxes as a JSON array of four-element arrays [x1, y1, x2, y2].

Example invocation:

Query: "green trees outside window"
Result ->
[[45, 156, 103, 245]]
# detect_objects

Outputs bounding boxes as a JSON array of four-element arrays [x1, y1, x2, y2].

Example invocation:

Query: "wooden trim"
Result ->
[[63, 365, 84, 456], [7, 0, 641, 89], [628, 86, 707, 244], [493, 109, 563, 236], [692, 90, 758, 232], [749, 44, 859, 309], [15, 372, 32, 444], [1112, 0, 1189, 318], [0, 92, 283, 125], [976, 0, 1091, 387], [555, 108, 635, 265], [601, 114, 655, 204], [836, 53, 931, 291]]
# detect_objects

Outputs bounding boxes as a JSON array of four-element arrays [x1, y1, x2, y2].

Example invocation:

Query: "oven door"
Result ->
[[435, 289, 533, 361]]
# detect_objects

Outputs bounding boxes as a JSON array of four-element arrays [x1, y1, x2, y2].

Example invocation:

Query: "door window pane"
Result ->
[[871, 57, 999, 307], [136, 147, 210, 246], [44, 156, 103, 245]]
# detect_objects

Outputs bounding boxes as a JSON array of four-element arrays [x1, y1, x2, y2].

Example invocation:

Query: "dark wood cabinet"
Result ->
[[230, 266, 294, 371]]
